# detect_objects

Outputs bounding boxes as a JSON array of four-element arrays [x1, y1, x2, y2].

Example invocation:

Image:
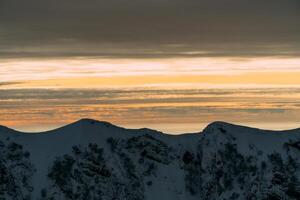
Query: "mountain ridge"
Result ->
[[2, 119, 300, 135], [1, 119, 300, 199]]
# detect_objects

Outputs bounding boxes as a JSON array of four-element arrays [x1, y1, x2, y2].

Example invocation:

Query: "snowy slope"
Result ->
[[1, 119, 300, 200]]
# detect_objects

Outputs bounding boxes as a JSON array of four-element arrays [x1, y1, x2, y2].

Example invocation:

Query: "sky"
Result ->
[[0, 0, 300, 133]]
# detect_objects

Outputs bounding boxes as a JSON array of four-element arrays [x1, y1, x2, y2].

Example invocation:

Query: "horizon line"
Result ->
[[2, 118, 300, 135]]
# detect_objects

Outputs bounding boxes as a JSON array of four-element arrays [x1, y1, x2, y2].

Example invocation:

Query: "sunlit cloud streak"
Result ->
[[1, 57, 300, 83]]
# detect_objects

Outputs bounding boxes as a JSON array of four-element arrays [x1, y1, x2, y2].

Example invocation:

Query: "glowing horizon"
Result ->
[[1, 56, 300, 133]]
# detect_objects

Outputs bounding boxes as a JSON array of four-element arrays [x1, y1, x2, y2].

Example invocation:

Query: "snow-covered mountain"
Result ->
[[1, 119, 300, 200]]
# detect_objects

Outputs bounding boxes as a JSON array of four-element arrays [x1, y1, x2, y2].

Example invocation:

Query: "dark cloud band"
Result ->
[[0, 0, 299, 58]]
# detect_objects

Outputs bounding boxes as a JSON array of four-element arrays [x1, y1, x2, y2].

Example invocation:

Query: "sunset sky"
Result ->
[[1, 0, 300, 133]]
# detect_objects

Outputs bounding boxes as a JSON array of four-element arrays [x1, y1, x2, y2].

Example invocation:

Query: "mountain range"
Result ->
[[1, 119, 300, 200]]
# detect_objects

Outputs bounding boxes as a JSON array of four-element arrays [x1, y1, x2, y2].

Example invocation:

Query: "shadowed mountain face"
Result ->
[[1, 119, 300, 199]]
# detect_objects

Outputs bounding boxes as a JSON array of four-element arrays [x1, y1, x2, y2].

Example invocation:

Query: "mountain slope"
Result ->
[[1, 119, 300, 200]]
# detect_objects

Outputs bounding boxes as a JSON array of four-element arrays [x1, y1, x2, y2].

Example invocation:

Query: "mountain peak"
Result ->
[[206, 121, 231, 127], [202, 121, 253, 135], [75, 118, 119, 129], [78, 118, 101, 124], [204, 121, 234, 129]]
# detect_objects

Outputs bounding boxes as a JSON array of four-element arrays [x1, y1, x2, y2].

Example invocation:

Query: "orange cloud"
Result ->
[[3, 71, 300, 89]]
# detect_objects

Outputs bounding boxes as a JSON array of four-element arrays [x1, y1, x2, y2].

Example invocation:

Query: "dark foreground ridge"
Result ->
[[1, 119, 300, 199]]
